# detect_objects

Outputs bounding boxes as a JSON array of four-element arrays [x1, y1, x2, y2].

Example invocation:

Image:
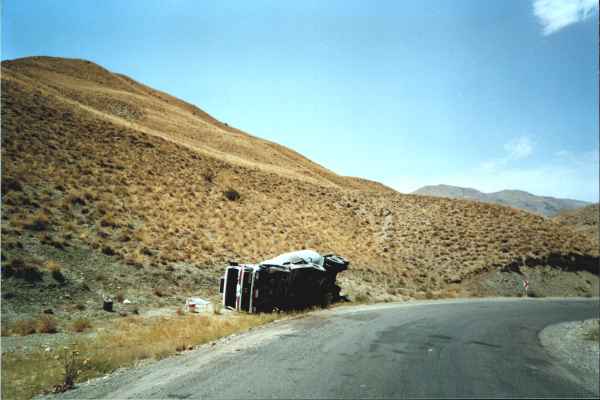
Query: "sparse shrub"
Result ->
[[97, 230, 110, 239], [36, 315, 58, 334], [54, 348, 81, 393], [46, 260, 66, 283], [25, 212, 50, 231], [100, 213, 119, 228], [115, 292, 125, 303], [125, 252, 144, 269], [66, 192, 86, 206], [51, 269, 66, 283], [223, 188, 240, 201], [175, 308, 184, 316], [202, 170, 215, 184], [70, 318, 92, 333], [5, 257, 43, 282], [74, 303, 86, 311], [102, 245, 116, 256], [12, 319, 37, 336], [153, 288, 164, 297]]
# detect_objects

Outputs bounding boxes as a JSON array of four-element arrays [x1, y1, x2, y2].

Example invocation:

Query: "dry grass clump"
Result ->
[[10, 319, 37, 336], [1, 313, 279, 400], [3, 315, 59, 336], [36, 315, 58, 334], [70, 318, 92, 333]]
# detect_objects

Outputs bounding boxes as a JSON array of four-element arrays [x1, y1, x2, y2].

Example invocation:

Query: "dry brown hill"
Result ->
[[553, 204, 599, 245], [1, 56, 598, 312]]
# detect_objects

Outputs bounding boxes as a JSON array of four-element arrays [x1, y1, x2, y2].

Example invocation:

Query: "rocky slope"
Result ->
[[1, 57, 598, 318], [413, 184, 589, 217]]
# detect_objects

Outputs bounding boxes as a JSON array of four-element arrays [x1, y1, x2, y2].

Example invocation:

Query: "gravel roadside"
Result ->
[[539, 318, 599, 396]]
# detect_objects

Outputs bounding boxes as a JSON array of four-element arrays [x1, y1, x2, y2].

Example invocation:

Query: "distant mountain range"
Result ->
[[412, 184, 590, 217]]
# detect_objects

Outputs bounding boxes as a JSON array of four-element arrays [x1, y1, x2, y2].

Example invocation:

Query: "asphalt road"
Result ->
[[51, 298, 599, 399]]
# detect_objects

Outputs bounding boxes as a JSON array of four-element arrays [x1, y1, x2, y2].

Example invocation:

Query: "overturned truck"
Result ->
[[219, 250, 349, 313]]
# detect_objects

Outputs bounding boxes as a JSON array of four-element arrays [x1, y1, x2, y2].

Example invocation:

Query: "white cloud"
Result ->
[[478, 136, 534, 172], [533, 0, 598, 35], [504, 136, 534, 160]]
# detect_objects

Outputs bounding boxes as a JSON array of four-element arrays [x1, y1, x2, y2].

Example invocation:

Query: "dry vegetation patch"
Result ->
[[1, 313, 279, 400], [3, 315, 59, 336]]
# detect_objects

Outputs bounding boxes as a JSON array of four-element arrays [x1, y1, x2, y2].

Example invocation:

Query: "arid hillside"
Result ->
[[1, 56, 598, 312], [553, 204, 599, 245]]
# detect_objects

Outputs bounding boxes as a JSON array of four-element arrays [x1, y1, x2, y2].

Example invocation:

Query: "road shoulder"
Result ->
[[539, 318, 599, 396]]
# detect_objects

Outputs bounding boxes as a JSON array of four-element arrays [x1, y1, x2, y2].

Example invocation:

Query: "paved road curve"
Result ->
[[53, 298, 599, 399]]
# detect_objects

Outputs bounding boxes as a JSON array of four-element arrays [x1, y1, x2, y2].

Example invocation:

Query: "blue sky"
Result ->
[[2, 0, 598, 201]]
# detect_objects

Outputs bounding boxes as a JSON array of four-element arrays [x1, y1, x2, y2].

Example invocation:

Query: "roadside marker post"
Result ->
[[523, 279, 529, 297]]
